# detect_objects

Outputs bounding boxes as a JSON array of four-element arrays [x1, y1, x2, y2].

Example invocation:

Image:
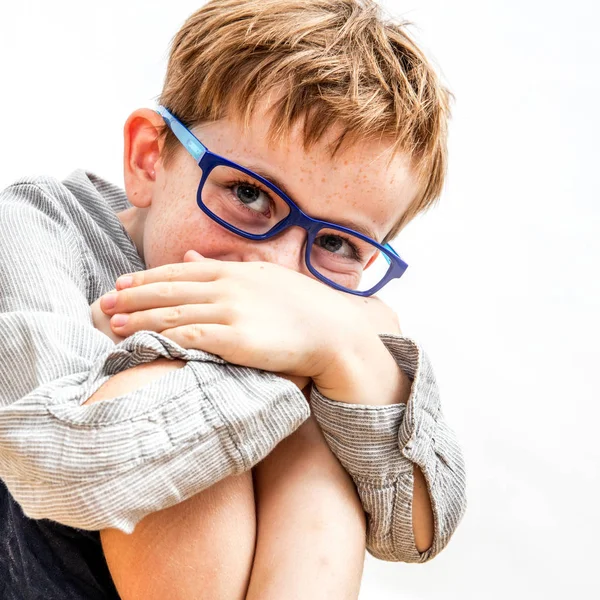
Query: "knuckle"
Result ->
[[130, 273, 143, 286], [225, 300, 242, 323], [185, 323, 204, 340], [164, 264, 180, 281], [156, 282, 173, 298], [214, 277, 234, 298], [117, 289, 131, 307], [209, 260, 223, 278], [125, 314, 137, 330], [163, 306, 183, 327]]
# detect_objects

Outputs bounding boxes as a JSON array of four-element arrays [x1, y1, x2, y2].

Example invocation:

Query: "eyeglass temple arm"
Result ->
[[156, 106, 207, 162], [382, 242, 402, 265]]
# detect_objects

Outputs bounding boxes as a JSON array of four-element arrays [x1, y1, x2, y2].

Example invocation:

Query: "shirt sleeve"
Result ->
[[0, 182, 310, 532], [309, 333, 467, 563]]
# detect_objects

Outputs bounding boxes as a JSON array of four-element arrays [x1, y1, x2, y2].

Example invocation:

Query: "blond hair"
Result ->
[[158, 0, 451, 240]]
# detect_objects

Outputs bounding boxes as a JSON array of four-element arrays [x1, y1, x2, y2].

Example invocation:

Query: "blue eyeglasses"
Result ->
[[156, 105, 408, 296]]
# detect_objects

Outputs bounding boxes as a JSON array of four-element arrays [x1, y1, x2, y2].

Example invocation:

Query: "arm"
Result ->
[[0, 182, 310, 531], [310, 332, 467, 563], [91, 254, 465, 557]]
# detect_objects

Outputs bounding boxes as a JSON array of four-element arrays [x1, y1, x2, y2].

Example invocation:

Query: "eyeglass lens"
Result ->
[[200, 165, 392, 292]]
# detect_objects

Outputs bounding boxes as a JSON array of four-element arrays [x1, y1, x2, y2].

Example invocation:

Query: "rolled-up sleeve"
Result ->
[[310, 334, 467, 563], [0, 183, 310, 532]]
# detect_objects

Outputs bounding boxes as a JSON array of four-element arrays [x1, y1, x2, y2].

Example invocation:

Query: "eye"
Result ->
[[233, 183, 271, 214], [314, 233, 361, 261]]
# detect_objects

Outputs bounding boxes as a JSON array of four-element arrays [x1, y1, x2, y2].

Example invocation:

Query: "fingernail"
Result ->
[[111, 314, 129, 328], [117, 275, 133, 289], [101, 293, 117, 310]]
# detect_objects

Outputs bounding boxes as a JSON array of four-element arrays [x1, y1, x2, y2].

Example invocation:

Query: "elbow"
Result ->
[[8, 359, 188, 529]]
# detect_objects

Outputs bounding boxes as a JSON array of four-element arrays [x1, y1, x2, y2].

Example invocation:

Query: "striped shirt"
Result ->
[[0, 169, 466, 579]]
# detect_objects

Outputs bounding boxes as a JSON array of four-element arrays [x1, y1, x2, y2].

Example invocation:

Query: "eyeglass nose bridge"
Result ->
[[267, 206, 324, 240], [263, 205, 334, 269]]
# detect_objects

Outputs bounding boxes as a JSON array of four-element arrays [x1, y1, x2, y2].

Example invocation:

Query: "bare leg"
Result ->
[[89, 362, 364, 598], [246, 410, 367, 600], [90, 359, 257, 600], [102, 471, 256, 600]]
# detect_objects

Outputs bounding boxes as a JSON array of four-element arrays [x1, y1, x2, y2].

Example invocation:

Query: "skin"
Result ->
[[88, 103, 435, 598], [102, 105, 418, 403]]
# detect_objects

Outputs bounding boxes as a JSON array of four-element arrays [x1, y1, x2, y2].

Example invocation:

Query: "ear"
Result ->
[[123, 108, 165, 209]]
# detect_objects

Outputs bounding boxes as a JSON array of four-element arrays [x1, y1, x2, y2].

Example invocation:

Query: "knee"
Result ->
[[256, 414, 366, 531]]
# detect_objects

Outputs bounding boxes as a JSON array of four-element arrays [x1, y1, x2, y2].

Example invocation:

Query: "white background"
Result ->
[[1, 1, 598, 598]]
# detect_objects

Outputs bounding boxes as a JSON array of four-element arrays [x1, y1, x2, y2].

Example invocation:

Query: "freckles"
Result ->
[[180, 199, 198, 222], [176, 232, 201, 257]]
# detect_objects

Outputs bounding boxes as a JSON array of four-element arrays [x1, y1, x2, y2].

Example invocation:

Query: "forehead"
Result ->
[[187, 107, 418, 242]]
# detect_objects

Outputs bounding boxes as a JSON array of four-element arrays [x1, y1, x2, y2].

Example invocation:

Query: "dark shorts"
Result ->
[[0, 478, 120, 599]]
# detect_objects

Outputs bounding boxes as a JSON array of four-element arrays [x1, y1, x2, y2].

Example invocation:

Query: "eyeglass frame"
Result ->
[[156, 105, 409, 296]]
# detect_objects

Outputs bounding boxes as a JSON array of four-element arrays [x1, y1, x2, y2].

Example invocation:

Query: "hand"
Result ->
[[344, 292, 403, 337], [98, 251, 373, 384], [91, 291, 125, 344], [93, 282, 310, 393]]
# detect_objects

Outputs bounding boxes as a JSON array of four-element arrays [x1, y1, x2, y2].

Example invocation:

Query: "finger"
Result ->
[[183, 250, 206, 262], [102, 281, 220, 315], [160, 323, 238, 358], [110, 303, 229, 337], [116, 258, 222, 290]]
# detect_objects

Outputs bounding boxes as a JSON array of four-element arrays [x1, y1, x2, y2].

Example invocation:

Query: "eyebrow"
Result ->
[[245, 164, 294, 201], [245, 163, 381, 242]]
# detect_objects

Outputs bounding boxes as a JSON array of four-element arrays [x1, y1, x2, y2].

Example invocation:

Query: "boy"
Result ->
[[0, 0, 466, 598]]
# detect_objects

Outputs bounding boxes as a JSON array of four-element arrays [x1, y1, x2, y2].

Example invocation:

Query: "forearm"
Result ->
[[2, 330, 310, 531], [310, 334, 466, 562], [313, 331, 433, 551]]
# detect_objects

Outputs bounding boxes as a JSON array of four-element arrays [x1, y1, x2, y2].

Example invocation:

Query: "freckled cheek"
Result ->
[[143, 212, 194, 268], [193, 222, 250, 261], [144, 214, 245, 267]]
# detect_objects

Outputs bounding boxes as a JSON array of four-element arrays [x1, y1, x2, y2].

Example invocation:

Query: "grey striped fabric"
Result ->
[[0, 170, 466, 564], [311, 335, 467, 562]]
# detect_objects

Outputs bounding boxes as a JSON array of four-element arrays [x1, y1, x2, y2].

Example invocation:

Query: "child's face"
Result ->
[[120, 104, 418, 278]]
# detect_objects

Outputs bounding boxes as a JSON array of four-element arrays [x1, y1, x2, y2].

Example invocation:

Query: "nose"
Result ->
[[241, 227, 309, 273]]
